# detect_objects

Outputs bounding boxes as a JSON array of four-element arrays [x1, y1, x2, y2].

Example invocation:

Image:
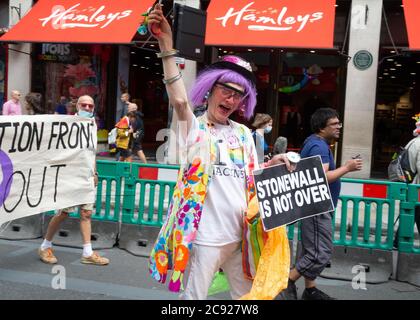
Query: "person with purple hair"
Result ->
[[147, 4, 292, 300]]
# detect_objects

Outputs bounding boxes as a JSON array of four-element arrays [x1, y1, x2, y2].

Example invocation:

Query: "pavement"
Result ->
[[0, 238, 419, 300]]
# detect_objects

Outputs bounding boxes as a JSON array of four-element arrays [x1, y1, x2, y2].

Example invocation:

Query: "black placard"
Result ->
[[253, 155, 334, 231]]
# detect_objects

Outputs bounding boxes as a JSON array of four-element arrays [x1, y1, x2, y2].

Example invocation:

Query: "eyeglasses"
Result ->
[[327, 121, 343, 128], [79, 103, 94, 109], [214, 83, 245, 102]]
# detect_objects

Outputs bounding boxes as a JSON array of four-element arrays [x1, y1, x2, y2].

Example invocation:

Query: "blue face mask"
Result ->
[[264, 126, 272, 134], [78, 110, 94, 118]]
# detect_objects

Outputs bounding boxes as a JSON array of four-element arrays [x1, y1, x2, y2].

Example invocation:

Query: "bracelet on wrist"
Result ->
[[156, 49, 179, 58], [162, 72, 182, 85]]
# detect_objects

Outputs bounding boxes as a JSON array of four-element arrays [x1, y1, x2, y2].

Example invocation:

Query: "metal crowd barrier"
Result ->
[[396, 183, 420, 286], [322, 178, 407, 283], [286, 178, 408, 284], [42, 161, 131, 249], [118, 163, 178, 256], [3, 158, 420, 287]]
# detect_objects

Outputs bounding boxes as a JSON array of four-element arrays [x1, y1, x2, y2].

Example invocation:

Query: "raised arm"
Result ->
[[147, 4, 194, 132]]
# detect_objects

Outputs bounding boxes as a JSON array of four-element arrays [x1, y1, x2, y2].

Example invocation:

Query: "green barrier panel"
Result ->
[[94, 160, 131, 222], [286, 221, 302, 241], [287, 223, 295, 240], [334, 178, 408, 251], [44, 160, 131, 222], [333, 196, 395, 250], [398, 184, 420, 254], [286, 179, 404, 251], [121, 163, 179, 227]]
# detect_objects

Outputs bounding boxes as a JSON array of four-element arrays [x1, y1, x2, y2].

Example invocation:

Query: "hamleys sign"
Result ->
[[205, 0, 336, 48], [0, 0, 154, 44], [39, 3, 133, 30]]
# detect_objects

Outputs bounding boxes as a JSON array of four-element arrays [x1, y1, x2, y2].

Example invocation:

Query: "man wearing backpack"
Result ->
[[394, 119, 420, 248]]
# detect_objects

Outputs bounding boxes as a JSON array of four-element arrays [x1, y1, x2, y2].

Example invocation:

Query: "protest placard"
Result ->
[[0, 115, 97, 225], [253, 155, 334, 231]]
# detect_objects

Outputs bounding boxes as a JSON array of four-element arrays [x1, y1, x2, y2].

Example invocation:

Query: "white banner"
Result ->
[[0, 115, 97, 225]]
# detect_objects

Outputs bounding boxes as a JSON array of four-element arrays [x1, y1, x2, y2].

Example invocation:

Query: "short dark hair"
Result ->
[[310, 107, 339, 133]]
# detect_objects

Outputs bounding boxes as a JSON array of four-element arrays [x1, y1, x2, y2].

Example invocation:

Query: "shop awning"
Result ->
[[205, 0, 336, 49], [0, 0, 154, 44], [402, 0, 420, 51]]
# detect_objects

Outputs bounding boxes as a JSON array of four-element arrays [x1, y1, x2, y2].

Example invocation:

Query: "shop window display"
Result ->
[[32, 44, 111, 129]]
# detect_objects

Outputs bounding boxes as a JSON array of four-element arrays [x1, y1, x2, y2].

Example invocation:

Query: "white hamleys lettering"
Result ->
[[39, 3, 132, 29], [215, 2, 324, 32]]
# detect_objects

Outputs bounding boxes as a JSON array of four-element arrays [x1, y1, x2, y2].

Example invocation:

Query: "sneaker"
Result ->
[[275, 279, 298, 300], [38, 247, 58, 264], [301, 287, 336, 300], [80, 252, 109, 265]]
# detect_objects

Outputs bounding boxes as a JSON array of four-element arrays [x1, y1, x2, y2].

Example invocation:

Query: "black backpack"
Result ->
[[388, 141, 417, 183]]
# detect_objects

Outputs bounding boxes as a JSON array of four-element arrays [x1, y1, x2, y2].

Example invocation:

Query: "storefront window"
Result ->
[[277, 51, 343, 149], [372, 1, 419, 178], [31, 43, 111, 128]]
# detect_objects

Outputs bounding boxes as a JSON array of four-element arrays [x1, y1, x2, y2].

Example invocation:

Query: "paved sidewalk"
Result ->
[[0, 238, 419, 300]]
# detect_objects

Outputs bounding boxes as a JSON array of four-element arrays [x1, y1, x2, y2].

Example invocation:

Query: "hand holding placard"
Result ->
[[253, 155, 334, 231]]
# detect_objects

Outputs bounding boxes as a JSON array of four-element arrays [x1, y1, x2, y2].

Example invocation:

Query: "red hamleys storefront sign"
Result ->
[[205, 0, 336, 48], [1, 0, 154, 44], [402, 0, 420, 50]]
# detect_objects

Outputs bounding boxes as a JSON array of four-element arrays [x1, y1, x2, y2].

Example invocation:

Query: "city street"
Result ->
[[1, 0, 420, 313], [0, 238, 419, 300]]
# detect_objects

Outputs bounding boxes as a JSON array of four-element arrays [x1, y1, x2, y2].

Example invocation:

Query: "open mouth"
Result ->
[[218, 104, 231, 115]]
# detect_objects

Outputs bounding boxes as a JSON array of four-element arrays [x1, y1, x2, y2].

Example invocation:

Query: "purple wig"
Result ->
[[189, 68, 257, 120]]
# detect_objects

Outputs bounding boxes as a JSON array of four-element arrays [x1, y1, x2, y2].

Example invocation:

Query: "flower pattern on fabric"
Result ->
[[148, 113, 260, 293], [155, 250, 169, 275]]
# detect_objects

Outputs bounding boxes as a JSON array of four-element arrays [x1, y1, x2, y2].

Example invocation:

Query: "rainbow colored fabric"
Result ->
[[148, 113, 290, 299]]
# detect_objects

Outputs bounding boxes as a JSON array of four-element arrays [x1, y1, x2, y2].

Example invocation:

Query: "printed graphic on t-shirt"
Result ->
[[195, 124, 247, 246]]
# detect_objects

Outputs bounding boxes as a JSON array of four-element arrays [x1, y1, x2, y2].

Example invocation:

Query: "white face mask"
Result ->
[[264, 126, 272, 134]]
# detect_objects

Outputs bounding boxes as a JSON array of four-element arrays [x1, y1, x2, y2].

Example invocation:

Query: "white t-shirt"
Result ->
[[187, 118, 248, 246]]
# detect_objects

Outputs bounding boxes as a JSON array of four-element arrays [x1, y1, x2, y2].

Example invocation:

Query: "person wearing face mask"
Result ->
[[147, 5, 292, 300], [252, 113, 273, 164], [38, 95, 109, 266]]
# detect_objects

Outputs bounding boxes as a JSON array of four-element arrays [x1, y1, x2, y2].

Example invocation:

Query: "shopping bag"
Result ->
[[208, 271, 230, 296]]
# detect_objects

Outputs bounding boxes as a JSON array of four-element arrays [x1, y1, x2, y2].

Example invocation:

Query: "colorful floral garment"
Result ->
[[148, 112, 289, 298]]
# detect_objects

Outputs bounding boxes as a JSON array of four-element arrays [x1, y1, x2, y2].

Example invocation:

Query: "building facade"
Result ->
[[2, 0, 419, 179]]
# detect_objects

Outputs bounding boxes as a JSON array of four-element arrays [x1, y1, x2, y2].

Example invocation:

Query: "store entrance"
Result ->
[[275, 50, 347, 152], [128, 44, 168, 153], [372, 49, 420, 178]]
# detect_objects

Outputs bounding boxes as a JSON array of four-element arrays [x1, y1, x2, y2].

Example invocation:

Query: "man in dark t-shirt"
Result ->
[[281, 108, 363, 300], [301, 135, 341, 206]]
